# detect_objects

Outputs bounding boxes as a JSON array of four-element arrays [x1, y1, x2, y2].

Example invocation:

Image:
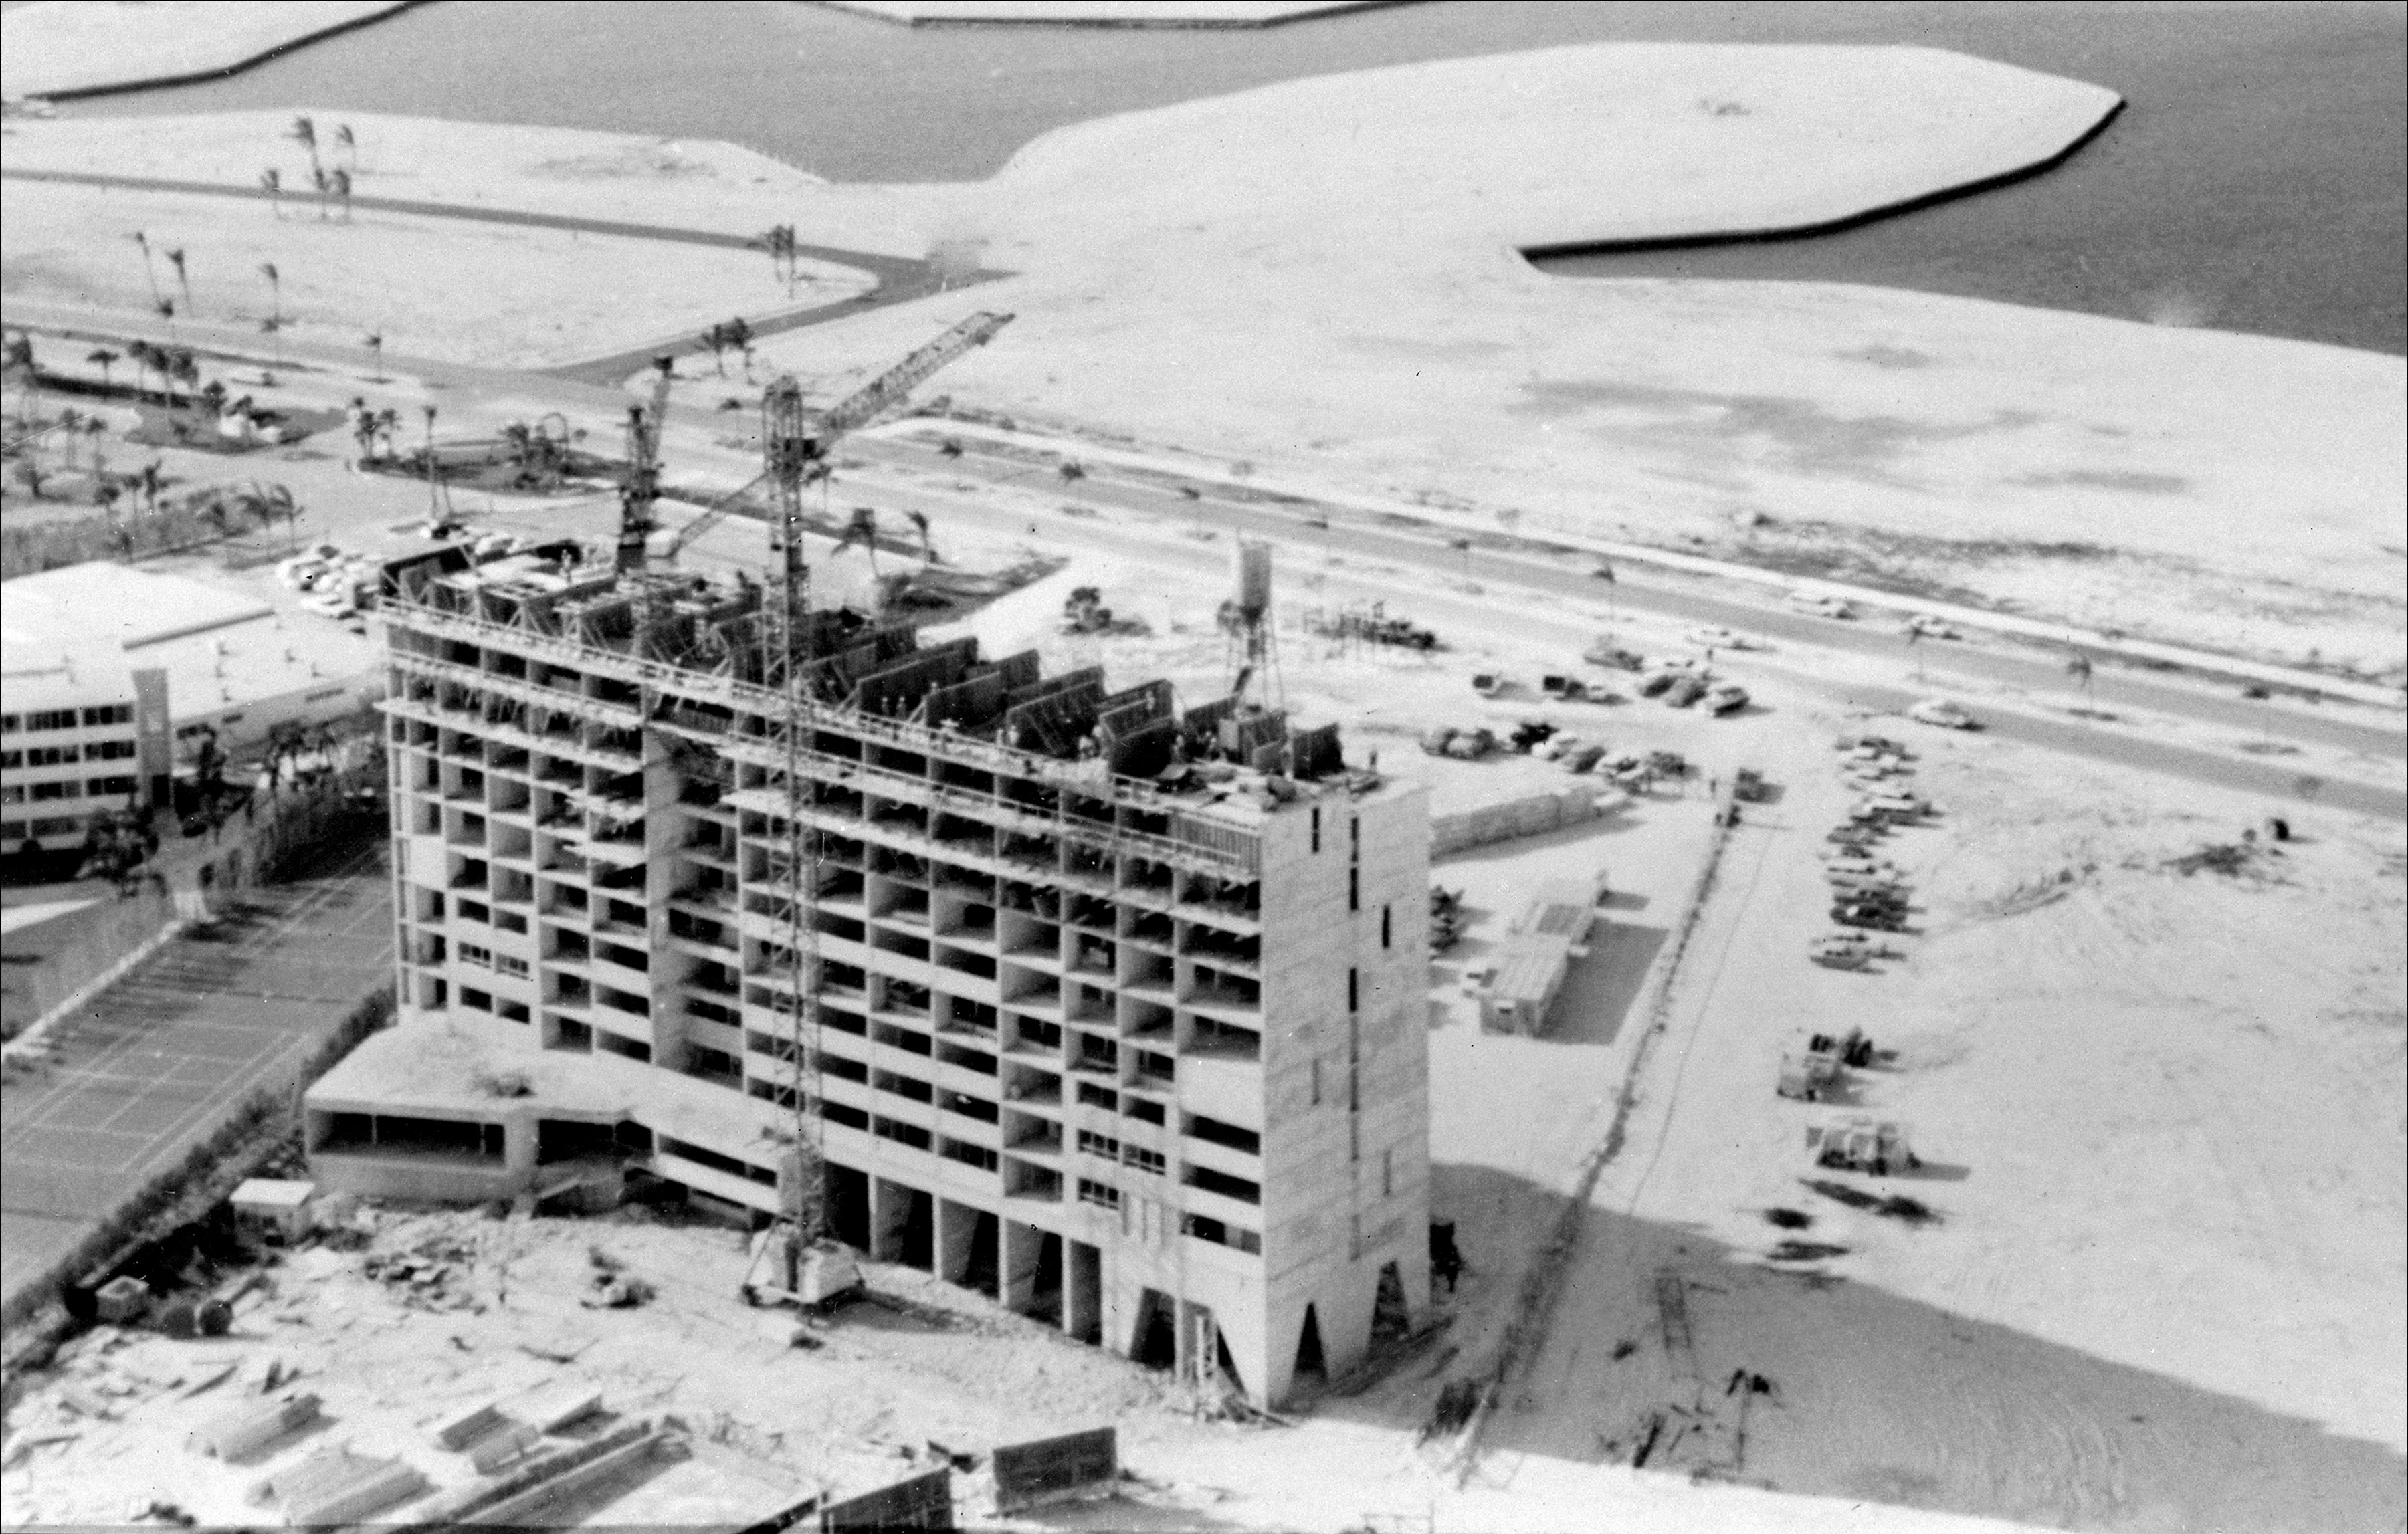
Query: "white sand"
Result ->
[[0, 178, 872, 372], [1, 1, 408, 100], [3, 49, 2398, 676], [830, 1, 1381, 22]]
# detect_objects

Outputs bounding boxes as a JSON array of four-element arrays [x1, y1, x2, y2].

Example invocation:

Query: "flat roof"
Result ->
[[1481, 933, 1577, 1006], [1, 562, 375, 724], [3, 562, 272, 659]]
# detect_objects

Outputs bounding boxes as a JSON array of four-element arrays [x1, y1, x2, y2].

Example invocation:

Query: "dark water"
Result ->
[[47, 0, 2408, 354]]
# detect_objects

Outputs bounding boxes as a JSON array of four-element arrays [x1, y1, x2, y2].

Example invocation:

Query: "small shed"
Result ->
[[1469, 874, 1605, 1036], [231, 1178, 317, 1244]]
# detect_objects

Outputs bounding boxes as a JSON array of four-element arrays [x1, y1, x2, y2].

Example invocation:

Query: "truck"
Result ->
[[1805, 1117, 1920, 1176], [1583, 639, 1644, 671]]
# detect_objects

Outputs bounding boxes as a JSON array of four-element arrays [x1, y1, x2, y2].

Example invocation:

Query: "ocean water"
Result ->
[[43, 0, 2407, 354]]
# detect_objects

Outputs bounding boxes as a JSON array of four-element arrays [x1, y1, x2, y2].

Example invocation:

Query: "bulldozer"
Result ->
[[739, 1222, 864, 1313], [1805, 1117, 1920, 1176]]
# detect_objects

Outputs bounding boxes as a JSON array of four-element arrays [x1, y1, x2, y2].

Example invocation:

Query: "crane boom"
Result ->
[[658, 472, 773, 560], [814, 310, 1013, 441], [655, 312, 1012, 563]]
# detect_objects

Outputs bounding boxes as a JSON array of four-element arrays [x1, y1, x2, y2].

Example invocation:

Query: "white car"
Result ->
[[1907, 699, 1978, 730], [1688, 625, 1759, 651], [1788, 592, 1856, 619], [302, 590, 357, 619], [1906, 614, 1962, 641]]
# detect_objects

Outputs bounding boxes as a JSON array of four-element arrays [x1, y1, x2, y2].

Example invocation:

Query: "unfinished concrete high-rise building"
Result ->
[[305, 542, 1431, 1405]]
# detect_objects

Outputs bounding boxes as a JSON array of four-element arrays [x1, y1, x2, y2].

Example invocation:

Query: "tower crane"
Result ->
[[614, 355, 678, 573], [656, 310, 1013, 562]]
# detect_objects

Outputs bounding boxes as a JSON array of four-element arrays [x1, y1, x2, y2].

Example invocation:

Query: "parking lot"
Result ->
[[0, 837, 390, 1309]]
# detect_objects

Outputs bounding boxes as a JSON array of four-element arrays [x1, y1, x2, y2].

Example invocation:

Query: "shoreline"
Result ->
[[816, 0, 1409, 29], [4, 2, 422, 106], [1520, 98, 2126, 261]]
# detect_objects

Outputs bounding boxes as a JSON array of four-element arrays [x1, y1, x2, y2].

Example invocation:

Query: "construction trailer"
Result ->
[[303, 536, 1434, 1410], [1468, 873, 1606, 1036]]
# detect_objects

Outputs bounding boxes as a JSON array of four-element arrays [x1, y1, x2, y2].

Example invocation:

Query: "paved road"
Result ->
[[868, 431, 2407, 764], [0, 837, 390, 1310], [804, 437, 2408, 822], [0, 167, 1007, 384], [9, 290, 2397, 819]]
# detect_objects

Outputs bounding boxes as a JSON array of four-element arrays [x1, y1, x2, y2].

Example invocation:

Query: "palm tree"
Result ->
[[166, 248, 191, 312], [124, 340, 154, 402], [258, 263, 283, 330], [199, 379, 228, 419], [290, 115, 320, 179], [906, 508, 937, 566], [167, 348, 200, 409], [334, 122, 357, 175], [5, 331, 36, 429], [84, 416, 108, 481], [130, 231, 162, 307], [137, 459, 163, 512], [57, 407, 82, 469], [375, 407, 399, 460], [95, 479, 122, 517], [724, 316, 755, 379], [238, 480, 300, 547], [86, 348, 120, 391], [362, 332, 384, 378], [260, 167, 285, 218], [836, 506, 882, 578], [698, 322, 729, 377], [13, 457, 48, 500], [330, 168, 354, 223]]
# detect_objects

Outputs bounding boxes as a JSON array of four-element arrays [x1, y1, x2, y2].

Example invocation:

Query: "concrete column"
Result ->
[[1064, 1240, 1102, 1343], [502, 1113, 537, 1188], [1001, 1219, 1043, 1315], [872, 1177, 911, 1263], [936, 1199, 977, 1289], [1260, 1298, 1308, 1408], [1326, 1267, 1379, 1381]]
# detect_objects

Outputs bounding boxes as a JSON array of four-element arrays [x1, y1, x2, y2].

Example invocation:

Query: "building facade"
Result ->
[[1, 562, 379, 853], [306, 546, 1432, 1405]]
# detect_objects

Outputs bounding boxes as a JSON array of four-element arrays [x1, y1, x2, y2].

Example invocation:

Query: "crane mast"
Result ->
[[763, 378, 825, 1242], [657, 312, 1013, 564], [616, 356, 676, 573]]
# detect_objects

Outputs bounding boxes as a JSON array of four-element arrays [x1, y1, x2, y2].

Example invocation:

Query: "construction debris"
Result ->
[[187, 1392, 323, 1460], [247, 1445, 430, 1525]]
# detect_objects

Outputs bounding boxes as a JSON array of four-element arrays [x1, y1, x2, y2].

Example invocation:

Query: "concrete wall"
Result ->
[[1256, 782, 1431, 1405], [1429, 786, 1605, 858]]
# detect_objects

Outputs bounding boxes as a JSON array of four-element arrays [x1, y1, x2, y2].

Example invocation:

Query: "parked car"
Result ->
[[1788, 591, 1855, 619], [1907, 699, 1979, 730], [1583, 640, 1645, 671], [1831, 902, 1908, 932], [1705, 685, 1750, 716], [1687, 625, 1759, 651], [1662, 675, 1708, 708]]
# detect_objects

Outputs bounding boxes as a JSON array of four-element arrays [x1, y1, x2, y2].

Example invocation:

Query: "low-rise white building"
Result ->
[[2, 562, 381, 852]]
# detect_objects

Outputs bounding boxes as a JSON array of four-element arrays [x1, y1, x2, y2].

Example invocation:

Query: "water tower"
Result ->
[[1222, 539, 1280, 708]]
